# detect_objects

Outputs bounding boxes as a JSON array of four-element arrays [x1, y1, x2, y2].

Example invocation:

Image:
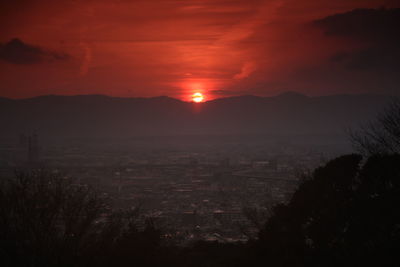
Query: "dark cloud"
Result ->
[[315, 8, 400, 71], [0, 38, 69, 64], [330, 46, 400, 71], [314, 7, 400, 42]]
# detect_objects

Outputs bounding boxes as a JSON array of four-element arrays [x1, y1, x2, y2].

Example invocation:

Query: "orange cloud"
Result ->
[[234, 62, 257, 79]]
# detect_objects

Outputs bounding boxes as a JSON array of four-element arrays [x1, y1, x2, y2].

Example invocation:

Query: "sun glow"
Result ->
[[192, 92, 204, 103]]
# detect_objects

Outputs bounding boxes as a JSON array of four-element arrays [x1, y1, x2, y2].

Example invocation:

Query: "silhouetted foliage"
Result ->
[[0, 170, 104, 266], [351, 100, 400, 155], [0, 170, 165, 267], [256, 154, 400, 267], [183, 241, 252, 267]]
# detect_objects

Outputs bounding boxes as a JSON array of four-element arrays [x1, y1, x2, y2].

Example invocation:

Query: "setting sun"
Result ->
[[192, 92, 204, 103]]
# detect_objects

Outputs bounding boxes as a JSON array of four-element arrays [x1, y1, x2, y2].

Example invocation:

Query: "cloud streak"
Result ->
[[0, 38, 69, 64], [0, 1, 399, 98], [234, 61, 257, 79]]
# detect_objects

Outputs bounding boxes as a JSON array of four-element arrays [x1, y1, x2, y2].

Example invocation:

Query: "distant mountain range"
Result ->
[[0, 92, 393, 138]]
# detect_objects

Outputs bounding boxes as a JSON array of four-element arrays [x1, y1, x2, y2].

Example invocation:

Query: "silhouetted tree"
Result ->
[[0, 170, 105, 266], [256, 154, 400, 267], [351, 100, 400, 155], [0, 170, 166, 267]]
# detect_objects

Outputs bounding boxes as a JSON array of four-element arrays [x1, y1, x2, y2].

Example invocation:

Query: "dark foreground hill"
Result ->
[[0, 92, 392, 138]]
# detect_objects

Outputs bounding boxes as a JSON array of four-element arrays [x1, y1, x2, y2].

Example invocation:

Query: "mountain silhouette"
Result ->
[[0, 93, 392, 138]]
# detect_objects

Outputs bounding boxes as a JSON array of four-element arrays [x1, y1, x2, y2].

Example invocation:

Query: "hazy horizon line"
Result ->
[[0, 91, 392, 103]]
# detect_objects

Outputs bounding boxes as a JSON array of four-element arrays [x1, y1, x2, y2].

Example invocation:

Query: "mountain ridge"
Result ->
[[0, 91, 393, 102], [0, 92, 393, 138]]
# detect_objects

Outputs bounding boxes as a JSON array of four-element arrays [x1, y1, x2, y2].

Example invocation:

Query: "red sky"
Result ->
[[0, 0, 399, 100]]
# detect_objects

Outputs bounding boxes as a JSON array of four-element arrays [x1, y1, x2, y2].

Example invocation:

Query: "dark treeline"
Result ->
[[1, 105, 400, 267]]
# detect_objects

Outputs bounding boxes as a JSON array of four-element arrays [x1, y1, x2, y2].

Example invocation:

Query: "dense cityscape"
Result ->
[[0, 133, 347, 244]]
